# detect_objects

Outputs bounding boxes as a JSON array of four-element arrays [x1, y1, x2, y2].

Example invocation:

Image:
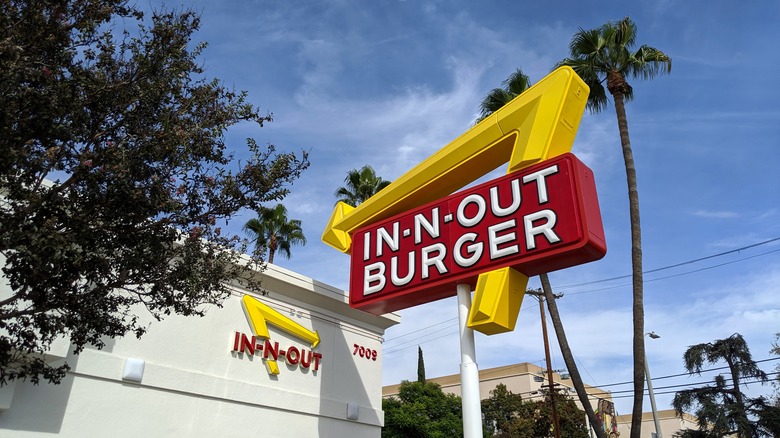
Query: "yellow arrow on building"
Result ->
[[242, 295, 321, 374]]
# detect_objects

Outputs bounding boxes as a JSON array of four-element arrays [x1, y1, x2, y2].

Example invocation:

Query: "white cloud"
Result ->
[[752, 209, 778, 222], [691, 210, 740, 219], [707, 234, 780, 250]]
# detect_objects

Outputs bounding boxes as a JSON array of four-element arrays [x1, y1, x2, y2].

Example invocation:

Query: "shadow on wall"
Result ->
[[318, 320, 375, 437], [0, 350, 79, 433]]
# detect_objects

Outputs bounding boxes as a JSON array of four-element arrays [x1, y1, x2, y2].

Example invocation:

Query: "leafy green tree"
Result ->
[[382, 380, 463, 438], [243, 204, 306, 264], [334, 165, 391, 207], [523, 390, 588, 438], [548, 391, 591, 438], [558, 17, 671, 436], [672, 334, 772, 437], [482, 383, 526, 437], [477, 69, 531, 123], [478, 69, 605, 438], [0, 0, 308, 385], [481, 384, 588, 438]]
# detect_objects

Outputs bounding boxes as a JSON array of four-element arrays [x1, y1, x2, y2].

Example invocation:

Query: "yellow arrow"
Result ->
[[242, 295, 320, 347], [242, 295, 321, 374], [466, 69, 590, 335], [468, 267, 528, 335], [322, 66, 589, 253]]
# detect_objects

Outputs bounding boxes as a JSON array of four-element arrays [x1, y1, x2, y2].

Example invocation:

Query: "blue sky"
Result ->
[[176, 0, 780, 415]]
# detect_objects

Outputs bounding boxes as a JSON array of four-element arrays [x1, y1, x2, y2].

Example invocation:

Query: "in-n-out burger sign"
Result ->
[[232, 295, 323, 376], [349, 153, 606, 315]]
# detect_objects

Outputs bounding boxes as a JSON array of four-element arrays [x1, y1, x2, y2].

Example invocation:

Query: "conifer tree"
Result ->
[[417, 346, 426, 383]]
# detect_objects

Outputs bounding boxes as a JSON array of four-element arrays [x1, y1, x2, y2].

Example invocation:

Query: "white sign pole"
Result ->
[[456, 283, 483, 438]]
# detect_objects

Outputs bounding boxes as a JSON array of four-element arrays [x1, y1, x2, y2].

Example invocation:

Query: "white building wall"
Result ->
[[0, 264, 399, 438]]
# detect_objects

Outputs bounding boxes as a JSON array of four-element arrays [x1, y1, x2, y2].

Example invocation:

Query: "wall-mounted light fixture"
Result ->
[[122, 358, 145, 383]]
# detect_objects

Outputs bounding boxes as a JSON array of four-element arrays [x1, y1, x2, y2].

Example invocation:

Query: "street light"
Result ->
[[645, 332, 662, 438]]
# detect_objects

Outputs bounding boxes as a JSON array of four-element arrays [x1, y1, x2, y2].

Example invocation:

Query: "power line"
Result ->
[[482, 359, 780, 401], [383, 298, 548, 354], [584, 357, 780, 390], [392, 357, 780, 401], [380, 237, 780, 345], [566, 248, 780, 296], [384, 326, 460, 354], [383, 317, 458, 344], [383, 296, 545, 346], [605, 374, 779, 400], [587, 370, 780, 399], [555, 236, 780, 291]]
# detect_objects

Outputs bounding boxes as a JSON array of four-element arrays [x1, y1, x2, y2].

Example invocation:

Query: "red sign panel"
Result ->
[[348, 153, 606, 315]]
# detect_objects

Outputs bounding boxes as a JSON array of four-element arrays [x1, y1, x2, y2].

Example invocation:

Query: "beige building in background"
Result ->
[[1, 263, 399, 438], [384, 362, 699, 437], [383, 362, 604, 405], [616, 410, 700, 438]]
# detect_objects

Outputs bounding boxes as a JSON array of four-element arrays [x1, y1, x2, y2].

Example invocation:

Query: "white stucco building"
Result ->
[[0, 263, 399, 437]]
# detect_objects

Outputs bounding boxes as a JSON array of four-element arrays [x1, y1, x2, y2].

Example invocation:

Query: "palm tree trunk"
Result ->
[[540, 273, 607, 438], [268, 235, 277, 264], [612, 92, 646, 438]]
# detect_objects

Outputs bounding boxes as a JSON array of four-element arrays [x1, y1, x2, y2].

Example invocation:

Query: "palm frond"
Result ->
[[243, 204, 306, 262], [569, 28, 603, 57], [503, 69, 531, 96], [560, 16, 670, 111], [612, 16, 637, 48], [477, 68, 532, 122], [479, 88, 513, 119], [630, 45, 672, 80], [334, 165, 390, 207]]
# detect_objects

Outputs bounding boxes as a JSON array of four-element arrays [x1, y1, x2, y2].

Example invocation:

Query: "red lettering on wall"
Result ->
[[300, 350, 313, 368], [239, 333, 256, 355], [264, 340, 280, 361], [286, 346, 300, 365], [313, 352, 323, 371], [231, 331, 323, 373]]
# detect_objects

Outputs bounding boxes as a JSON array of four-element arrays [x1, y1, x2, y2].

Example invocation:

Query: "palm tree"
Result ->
[[478, 68, 606, 438], [334, 165, 391, 207], [477, 68, 531, 123], [243, 204, 306, 264], [558, 17, 671, 436]]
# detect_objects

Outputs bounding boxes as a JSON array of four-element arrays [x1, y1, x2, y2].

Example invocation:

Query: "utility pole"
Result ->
[[527, 289, 561, 438]]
